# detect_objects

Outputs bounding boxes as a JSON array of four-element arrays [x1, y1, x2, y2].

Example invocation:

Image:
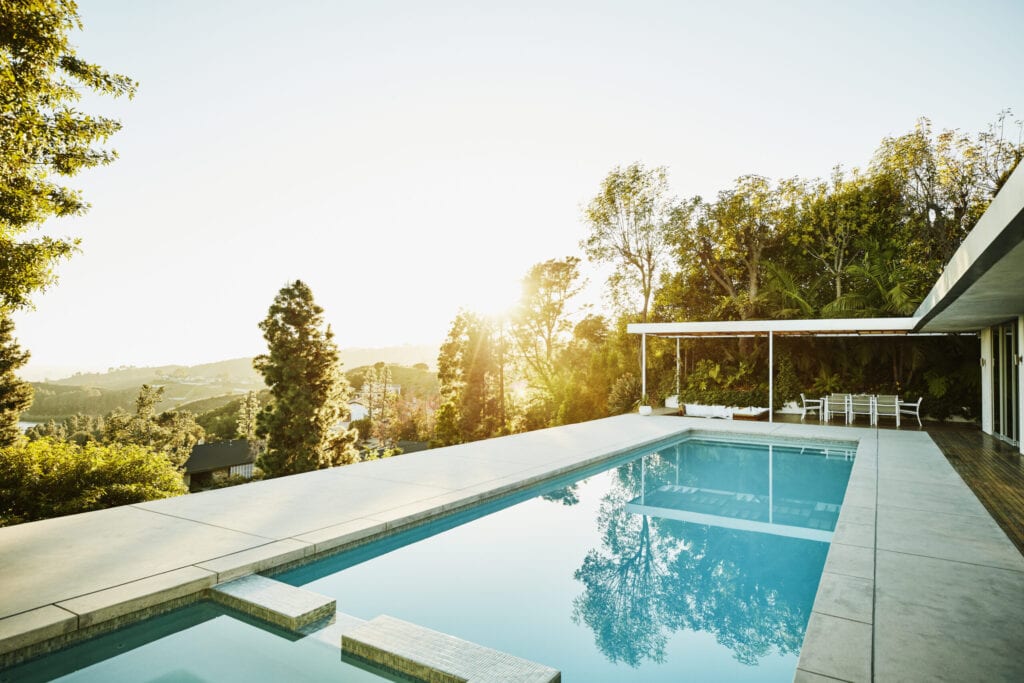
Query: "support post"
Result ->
[[641, 333, 647, 402], [768, 330, 774, 424], [675, 337, 681, 398]]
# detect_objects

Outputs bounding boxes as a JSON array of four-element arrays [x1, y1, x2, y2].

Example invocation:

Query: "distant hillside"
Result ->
[[50, 357, 263, 391], [26, 345, 439, 420], [338, 345, 438, 371]]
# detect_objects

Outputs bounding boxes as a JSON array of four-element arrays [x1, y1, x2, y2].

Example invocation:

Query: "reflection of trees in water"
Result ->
[[571, 479, 677, 665], [541, 484, 580, 506], [572, 452, 828, 668]]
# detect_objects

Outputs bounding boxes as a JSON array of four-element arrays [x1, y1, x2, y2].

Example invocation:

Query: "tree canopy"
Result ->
[[1, 0, 136, 312], [254, 280, 359, 476]]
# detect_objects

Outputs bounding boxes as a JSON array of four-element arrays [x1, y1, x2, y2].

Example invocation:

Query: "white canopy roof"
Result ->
[[627, 317, 923, 338]]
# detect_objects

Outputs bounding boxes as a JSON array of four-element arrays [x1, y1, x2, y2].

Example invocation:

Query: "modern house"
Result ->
[[629, 161, 1024, 452]]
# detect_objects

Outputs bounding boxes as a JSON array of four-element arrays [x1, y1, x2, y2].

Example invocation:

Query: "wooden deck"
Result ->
[[928, 426, 1024, 556]]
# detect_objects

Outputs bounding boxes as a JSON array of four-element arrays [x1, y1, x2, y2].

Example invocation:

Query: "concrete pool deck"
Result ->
[[1, 414, 1022, 681]]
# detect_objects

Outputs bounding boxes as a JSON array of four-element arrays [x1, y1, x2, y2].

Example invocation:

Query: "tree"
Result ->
[[676, 175, 800, 321], [1, 1, 136, 310], [0, 316, 32, 448], [432, 310, 505, 446], [582, 163, 678, 322], [0, 438, 185, 526], [236, 390, 261, 439], [0, 1, 135, 442], [101, 385, 204, 468], [508, 257, 584, 423], [254, 280, 358, 476], [361, 364, 401, 453]]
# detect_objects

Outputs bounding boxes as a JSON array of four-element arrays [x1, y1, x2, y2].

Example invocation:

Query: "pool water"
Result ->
[[3, 436, 853, 682]]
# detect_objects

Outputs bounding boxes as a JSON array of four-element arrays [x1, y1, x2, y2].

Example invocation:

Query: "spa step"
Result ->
[[211, 575, 335, 631], [341, 614, 561, 683]]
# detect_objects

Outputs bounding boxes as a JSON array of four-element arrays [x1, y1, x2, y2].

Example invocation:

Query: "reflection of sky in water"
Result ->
[[6, 438, 852, 683]]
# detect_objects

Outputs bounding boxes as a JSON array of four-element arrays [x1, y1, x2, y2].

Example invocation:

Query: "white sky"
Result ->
[[13, 0, 1024, 379]]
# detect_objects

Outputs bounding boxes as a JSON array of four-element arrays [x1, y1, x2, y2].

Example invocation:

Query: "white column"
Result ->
[[980, 327, 993, 435], [676, 337, 681, 398], [641, 333, 647, 402]]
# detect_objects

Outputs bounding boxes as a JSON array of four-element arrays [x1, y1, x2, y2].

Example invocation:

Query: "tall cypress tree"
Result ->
[[0, 315, 33, 448], [254, 281, 358, 477]]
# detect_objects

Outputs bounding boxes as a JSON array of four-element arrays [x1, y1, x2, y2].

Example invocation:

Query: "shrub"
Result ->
[[0, 438, 186, 526]]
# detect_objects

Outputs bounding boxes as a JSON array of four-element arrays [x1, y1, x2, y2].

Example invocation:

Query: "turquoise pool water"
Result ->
[[2, 435, 854, 682]]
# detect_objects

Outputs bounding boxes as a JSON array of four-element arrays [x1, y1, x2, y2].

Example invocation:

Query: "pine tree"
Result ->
[[254, 281, 358, 477], [0, 315, 32, 448]]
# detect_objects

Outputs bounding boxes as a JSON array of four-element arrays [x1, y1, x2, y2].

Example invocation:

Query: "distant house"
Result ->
[[183, 440, 254, 491], [347, 400, 369, 422]]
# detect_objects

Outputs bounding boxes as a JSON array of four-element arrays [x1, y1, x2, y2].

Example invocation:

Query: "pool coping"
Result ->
[[2, 415, 1022, 680]]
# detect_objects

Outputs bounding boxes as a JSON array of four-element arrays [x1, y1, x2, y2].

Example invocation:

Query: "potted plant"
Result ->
[[638, 393, 653, 415]]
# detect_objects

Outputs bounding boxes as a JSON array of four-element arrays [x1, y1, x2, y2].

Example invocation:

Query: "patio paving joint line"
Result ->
[[873, 547, 1024, 575], [124, 505, 279, 541]]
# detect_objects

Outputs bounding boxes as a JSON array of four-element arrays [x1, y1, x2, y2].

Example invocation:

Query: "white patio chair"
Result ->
[[826, 393, 851, 423], [899, 397, 923, 427], [874, 395, 900, 427], [850, 394, 874, 424], [799, 393, 823, 422]]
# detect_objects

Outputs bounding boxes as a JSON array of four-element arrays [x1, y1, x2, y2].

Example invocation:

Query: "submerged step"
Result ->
[[210, 575, 335, 631], [341, 614, 561, 683]]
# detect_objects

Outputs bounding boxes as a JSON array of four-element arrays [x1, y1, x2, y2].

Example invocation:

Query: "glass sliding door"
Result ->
[[992, 321, 1019, 446]]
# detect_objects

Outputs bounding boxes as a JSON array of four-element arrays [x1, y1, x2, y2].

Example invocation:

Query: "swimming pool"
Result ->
[[2, 435, 854, 682]]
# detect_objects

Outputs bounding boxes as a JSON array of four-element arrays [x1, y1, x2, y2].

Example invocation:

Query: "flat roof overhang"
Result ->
[[914, 162, 1024, 332], [627, 317, 925, 338]]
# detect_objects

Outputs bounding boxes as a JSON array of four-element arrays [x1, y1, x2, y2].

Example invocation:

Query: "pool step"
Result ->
[[341, 614, 561, 683], [210, 575, 335, 631]]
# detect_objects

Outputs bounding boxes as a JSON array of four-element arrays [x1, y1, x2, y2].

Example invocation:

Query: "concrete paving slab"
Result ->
[[57, 566, 216, 628], [135, 474, 453, 539], [341, 614, 561, 683], [836, 504, 874, 527], [812, 572, 873, 624], [0, 506, 267, 619], [0, 606, 77, 657], [350, 450, 544, 488], [877, 477, 991, 517], [831, 521, 874, 549], [874, 550, 1024, 682], [877, 506, 1024, 571], [796, 612, 872, 683], [290, 518, 388, 555], [822, 542, 874, 581], [196, 538, 314, 582], [211, 575, 335, 631]]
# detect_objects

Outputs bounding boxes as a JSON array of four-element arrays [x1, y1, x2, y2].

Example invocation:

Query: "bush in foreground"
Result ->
[[0, 438, 186, 526]]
